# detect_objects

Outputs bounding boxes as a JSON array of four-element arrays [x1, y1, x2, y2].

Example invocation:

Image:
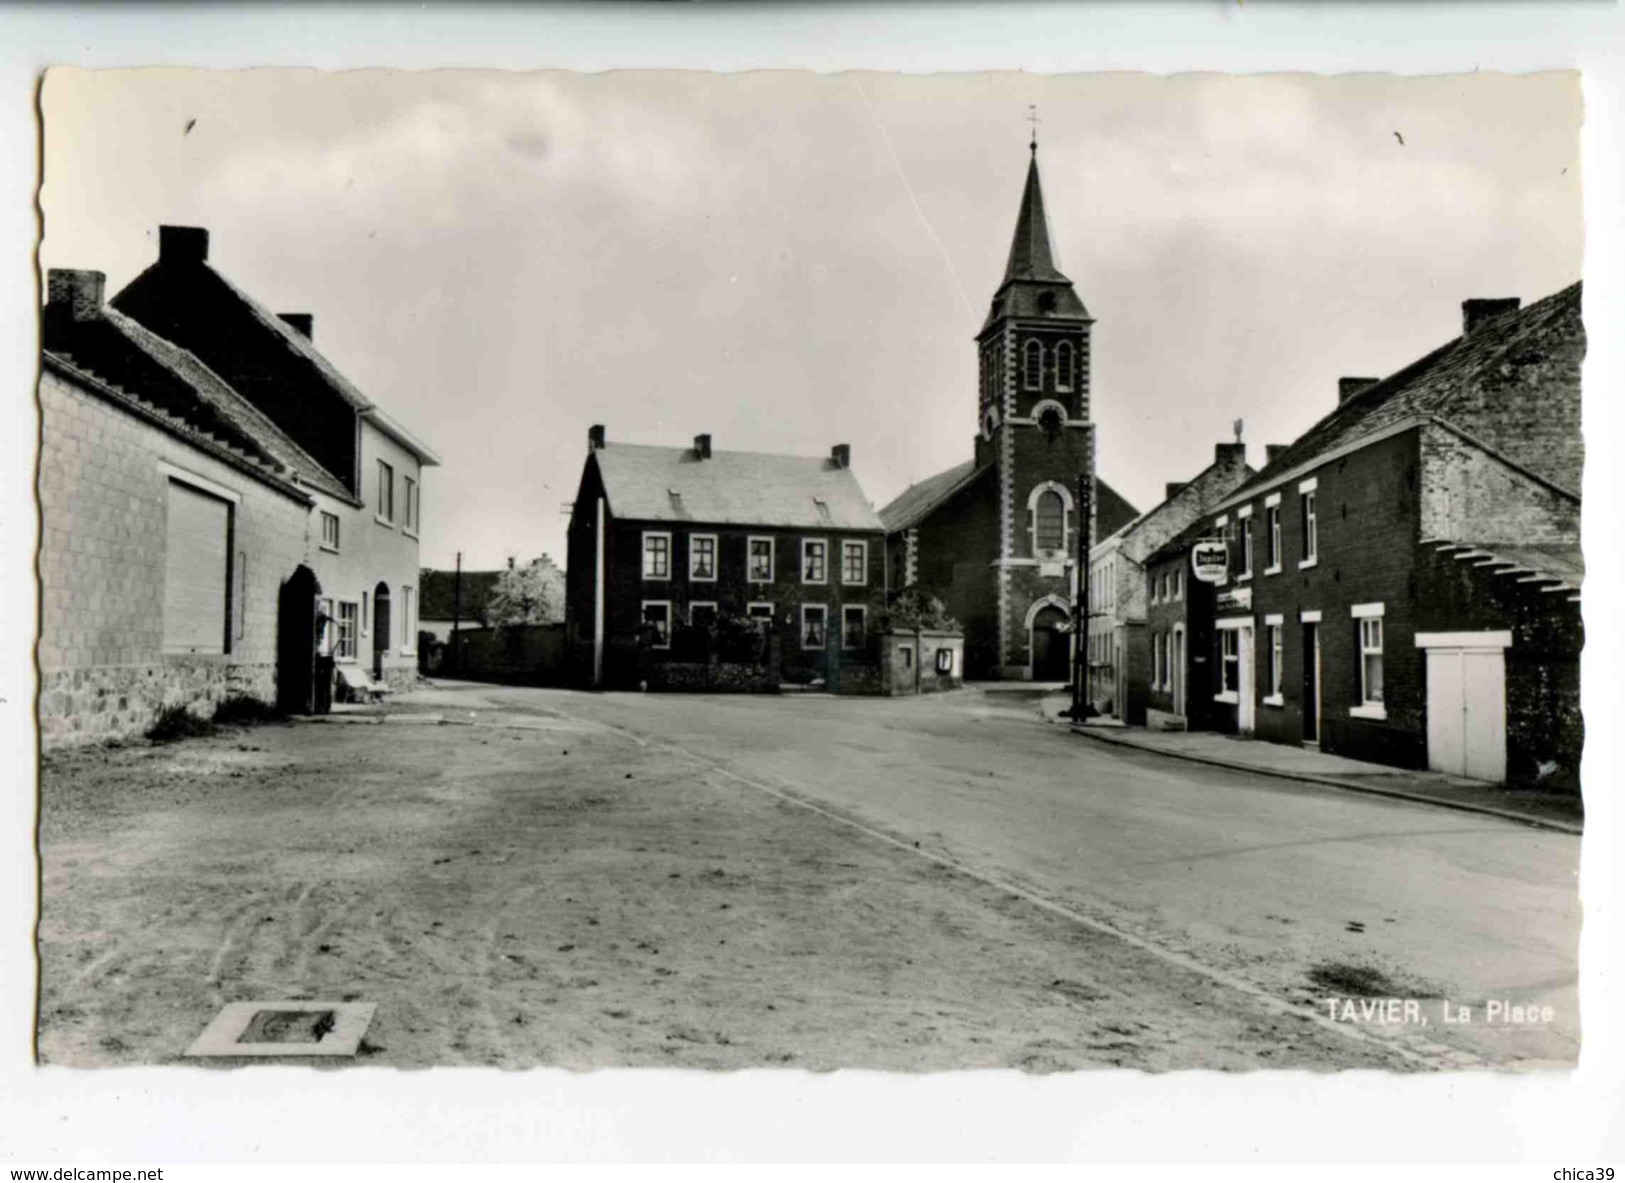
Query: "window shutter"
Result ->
[[163, 480, 231, 655]]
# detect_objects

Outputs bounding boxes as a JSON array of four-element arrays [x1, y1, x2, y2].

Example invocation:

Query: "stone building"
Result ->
[[111, 225, 439, 691], [565, 428, 890, 692], [1085, 441, 1255, 720], [1171, 283, 1583, 788], [879, 146, 1137, 680]]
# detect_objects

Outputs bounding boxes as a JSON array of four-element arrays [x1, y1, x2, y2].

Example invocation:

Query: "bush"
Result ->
[[213, 695, 284, 726], [145, 704, 217, 744], [882, 588, 960, 633]]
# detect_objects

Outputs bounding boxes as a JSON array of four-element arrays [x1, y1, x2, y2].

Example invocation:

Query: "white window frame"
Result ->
[[641, 599, 673, 649], [1264, 499, 1282, 575], [318, 596, 336, 657], [336, 600, 358, 662], [840, 539, 869, 587], [800, 603, 828, 650], [1298, 478, 1319, 568], [801, 538, 829, 585], [1214, 622, 1243, 704], [403, 475, 417, 536], [1237, 505, 1254, 581], [1054, 340, 1074, 392], [747, 536, 775, 583], [841, 603, 868, 650], [1153, 631, 1165, 690], [320, 510, 341, 553], [1351, 602, 1386, 719], [401, 585, 416, 655], [746, 601, 775, 626], [1023, 338, 1044, 391], [376, 459, 395, 526], [688, 600, 720, 628], [642, 530, 673, 581], [1264, 613, 1284, 705], [689, 533, 719, 582]]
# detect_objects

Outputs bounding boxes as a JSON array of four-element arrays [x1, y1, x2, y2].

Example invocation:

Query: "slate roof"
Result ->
[[981, 152, 1091, 331], [1219, 282, 1583, 510], [593, 443, 885, 531], [43, 300, 346, 501]]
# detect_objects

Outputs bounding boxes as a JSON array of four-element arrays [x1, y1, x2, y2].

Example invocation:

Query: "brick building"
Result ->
[[879, 146, 1137, 680], [1142, 518, 1220, 732], [1085, 440, 1254, 720], [565, 428, 890, 692], [39, 270, 320, 744], [1168, 284, 1582, 788], [111, 225, 440, 691]]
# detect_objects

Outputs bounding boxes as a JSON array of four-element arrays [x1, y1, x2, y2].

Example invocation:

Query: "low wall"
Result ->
[[39, 658, 276, 749], [647, 660, 777, 693]]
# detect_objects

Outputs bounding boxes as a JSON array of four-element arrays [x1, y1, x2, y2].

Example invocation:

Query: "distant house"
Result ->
[[1085, 441, 1255, 721], [111, 225, 440, 691], [1178, 284, 1583, 788], [877, 146, 1137, 681], [417, 568, 504, 643], [565, 427, 889, 692], [39, 270, 315, 744]]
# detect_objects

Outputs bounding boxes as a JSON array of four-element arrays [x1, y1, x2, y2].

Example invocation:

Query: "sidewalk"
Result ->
[[1041, 694, 1581, 834]]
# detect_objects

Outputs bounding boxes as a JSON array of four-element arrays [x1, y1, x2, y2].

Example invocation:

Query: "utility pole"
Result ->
[[451, 551, 463, 676], [1072, 425, 1094, 720]]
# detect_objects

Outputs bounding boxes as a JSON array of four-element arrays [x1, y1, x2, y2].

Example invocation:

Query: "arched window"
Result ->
[[1035, 489, 1065, 552], [1023, 339, 1043, 390], [1055, 341, 1074, 391]]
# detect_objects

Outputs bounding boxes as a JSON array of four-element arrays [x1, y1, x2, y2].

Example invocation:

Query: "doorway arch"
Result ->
[[1026, 595, 1072, 683], [373, 581, 392, 680]]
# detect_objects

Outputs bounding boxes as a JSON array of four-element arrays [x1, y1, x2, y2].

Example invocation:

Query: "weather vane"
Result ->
[[1027, 104, 1041, 153]]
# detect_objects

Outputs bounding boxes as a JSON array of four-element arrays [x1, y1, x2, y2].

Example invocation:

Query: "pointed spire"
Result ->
[[1001, 151, 1068, 284]]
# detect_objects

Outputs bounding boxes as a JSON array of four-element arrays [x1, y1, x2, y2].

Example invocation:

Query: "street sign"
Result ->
[[1191, 540, 1229, 583]]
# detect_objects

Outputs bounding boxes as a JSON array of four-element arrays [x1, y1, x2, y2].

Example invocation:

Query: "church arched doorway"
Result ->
[[1030, 601, 1071, 683]]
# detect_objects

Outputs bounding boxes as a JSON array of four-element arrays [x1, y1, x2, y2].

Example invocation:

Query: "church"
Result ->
[[879, 145, 1138, 681]]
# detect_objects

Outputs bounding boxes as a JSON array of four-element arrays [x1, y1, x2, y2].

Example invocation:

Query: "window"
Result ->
[[690, 534, 717, 581], [1035, 489, 1065, 552], [336, 601, 358, 660], [643, 531, 672, 580], [1174, 568, 1183, 600], [402, 585, 416, 653], [748, 537, 774, 582], [746, 602, 775, 629], [801, 604, 827, 649], [841, 540, 868, 586], [842, 604, 867, 649], [1266, 502, 1282, 573], [689, 601, 718, 629], [1149, 574, 1159, 605], [361, 590, 370, 636], [1153, 632, 1164, 689], [320, 511, 340, 552], [377, 459, 395, 523], [1238, 509, 1254, 579], [1055, 341, 1074, 391], [403, 476, 417, 533], [1220, 629, 1240, 695], [900, 644, 914, 670], [1352, 604, 1386, 716], [1299, 478, 1319, 567], [162, 476, 234, 656], [802, 539, 828, 584], [642, 601, 672, 648], [1023, 338, 1043, 390], [1266, 620, 1284, 703]]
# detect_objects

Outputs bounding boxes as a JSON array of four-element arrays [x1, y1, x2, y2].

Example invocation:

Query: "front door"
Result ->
[[1303, 622, 1322, 744], [1425, 644, 1507, 782], [1237, 624, 1256, 734], [1031, 604, 1071, 682], [373, 582, 392, 681], [1172, 627, 1185, 717]]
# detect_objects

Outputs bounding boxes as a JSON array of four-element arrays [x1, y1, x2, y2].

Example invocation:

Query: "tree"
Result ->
[[487, 554, 565, 633]]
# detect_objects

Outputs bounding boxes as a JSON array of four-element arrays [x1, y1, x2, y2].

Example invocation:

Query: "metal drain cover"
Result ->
[[186, 1000, 376, 1058]]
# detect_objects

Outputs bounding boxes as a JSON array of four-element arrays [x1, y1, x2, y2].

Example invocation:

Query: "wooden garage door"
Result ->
[[1425, 646, 1507, 783], [163, 479, 231, 655]]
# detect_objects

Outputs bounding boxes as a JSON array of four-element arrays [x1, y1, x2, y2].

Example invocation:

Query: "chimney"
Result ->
[[1339, 377, 1380, 404], [46, 269, 106, 322], [588, 424, 605, 451], [158, 225, 210, 264], [831, 443, 851, 469], [694, 433, 712, 460], [278, 313, 313, 340], [1266, 444, 1288, 466], [1462, 297, 1521, 337], [1214, 441, 1246, 468], [1164, 482, 1188, 502]]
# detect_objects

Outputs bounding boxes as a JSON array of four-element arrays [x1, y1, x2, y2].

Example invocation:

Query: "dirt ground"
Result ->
[[34, 696, 1427, 1072]]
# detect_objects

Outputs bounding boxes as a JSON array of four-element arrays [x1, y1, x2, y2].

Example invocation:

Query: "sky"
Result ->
[[39, 68, 1583, 571]]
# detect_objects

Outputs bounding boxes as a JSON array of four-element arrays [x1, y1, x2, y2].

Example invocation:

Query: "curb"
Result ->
[[1068, 724, 1582, 835]]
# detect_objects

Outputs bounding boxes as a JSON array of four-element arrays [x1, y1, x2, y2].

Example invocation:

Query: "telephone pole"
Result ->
[[1072, 425, 1094, 719], [451, 551, 463, 676]]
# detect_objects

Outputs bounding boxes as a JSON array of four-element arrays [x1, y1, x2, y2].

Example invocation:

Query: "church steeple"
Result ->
[[981, 148, 1090, 333]]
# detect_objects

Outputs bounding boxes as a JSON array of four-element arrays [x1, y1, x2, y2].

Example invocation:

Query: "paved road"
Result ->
[[423, 682, 1581, 1067]]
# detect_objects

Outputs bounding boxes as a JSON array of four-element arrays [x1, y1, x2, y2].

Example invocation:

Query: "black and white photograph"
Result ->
[[4, 4, 1623, 1167]]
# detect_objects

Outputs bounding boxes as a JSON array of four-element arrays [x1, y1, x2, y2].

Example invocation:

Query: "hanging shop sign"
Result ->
[[1190, 539, 1229, 584]]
